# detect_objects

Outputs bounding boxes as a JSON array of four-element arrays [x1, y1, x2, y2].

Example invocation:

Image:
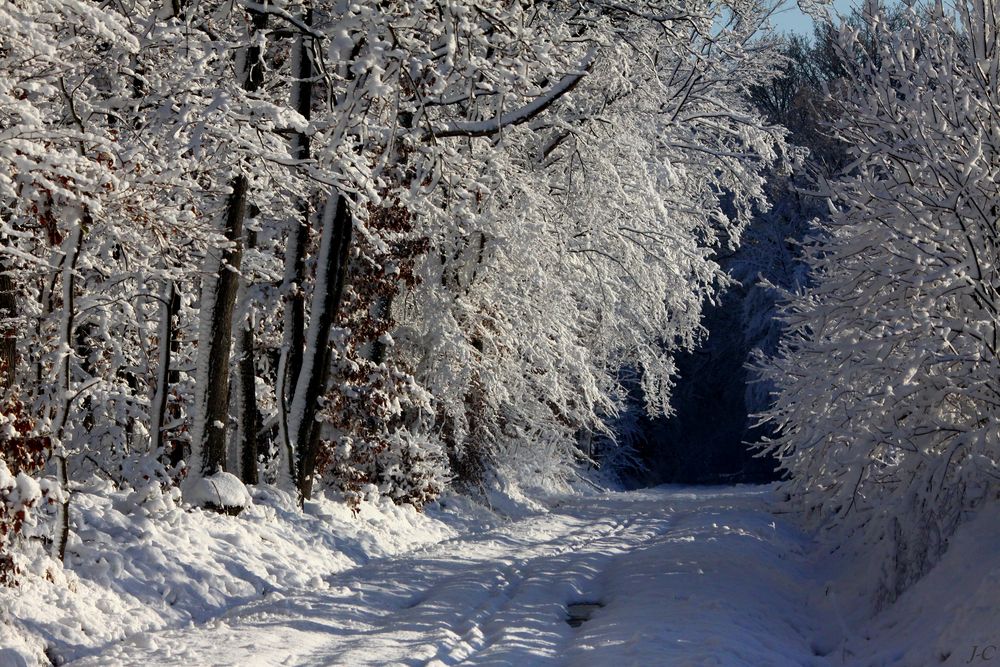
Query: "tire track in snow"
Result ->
[[322, 512, 669, 666]]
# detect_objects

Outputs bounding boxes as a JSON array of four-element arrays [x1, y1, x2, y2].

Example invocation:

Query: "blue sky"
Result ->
[[769, 0, 858, 36]]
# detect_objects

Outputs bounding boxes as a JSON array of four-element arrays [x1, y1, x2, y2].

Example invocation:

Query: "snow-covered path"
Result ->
[[68, 486, 840, 667]]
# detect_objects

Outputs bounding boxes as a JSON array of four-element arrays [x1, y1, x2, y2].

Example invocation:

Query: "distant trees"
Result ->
[[760, 0, 1000, 604], [644, 22, 854, 486], [748, 32, 845, 175]]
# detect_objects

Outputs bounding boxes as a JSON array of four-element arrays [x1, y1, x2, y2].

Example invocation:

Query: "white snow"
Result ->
[[834, 502, 1000, 666], [5, 484, 1000, 666], [11, 471, 41, 506], [0, 481, 457, 665], [184, 471, 252, 511], [60, 486, 840, 666]]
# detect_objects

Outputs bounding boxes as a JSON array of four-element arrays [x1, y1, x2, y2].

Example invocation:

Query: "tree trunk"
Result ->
[[237, 229, 259, 484], [289, 194, 352, 503], [0, 260, 17, 393], [276, 217, 306, 486], [165, 285, 184, 468], [51, 221, 84, 562], [191, 10, 266, 479], [74, 322, 96, 434], [151, 280, 175, 461], [194, 175, 246, 475], [276, 7, 314, 489]]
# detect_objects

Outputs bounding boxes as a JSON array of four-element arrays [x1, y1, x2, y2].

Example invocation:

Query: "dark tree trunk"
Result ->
[[237, 333, 259, 483], [294, 195, 352, 502], [277, 7, 314, 484], [199, 175, 247, 475], [152, 280, 176, 462], [237, 229, 260, 484], [0, 261, 17, 392], [74, 322, 96, 434], [164, 285, 184, 468], [282, 220, 307, 417], [245, 10, 268, 92]]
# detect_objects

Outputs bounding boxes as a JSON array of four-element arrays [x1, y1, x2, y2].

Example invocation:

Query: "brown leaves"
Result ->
[[0, 395, 48, 586]]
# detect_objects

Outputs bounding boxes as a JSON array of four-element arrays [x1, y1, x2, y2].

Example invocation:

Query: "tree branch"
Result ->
[[429, 48, 598, 140]]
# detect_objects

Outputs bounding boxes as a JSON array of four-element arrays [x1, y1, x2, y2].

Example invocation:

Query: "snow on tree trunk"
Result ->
[[50, 220, 83, 562], [276, 14, 314, 491], [276, 217, 307, 489], [288, 194, 351, 503], [191, 175, 246, 478]]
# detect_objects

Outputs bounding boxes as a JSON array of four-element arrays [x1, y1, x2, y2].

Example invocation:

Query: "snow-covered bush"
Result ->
[[184, 471, 252, 516], [0, 398, 62, 583], [761, 0, 1000, 604], [0, 460, 42, 584], [319, 355, 445, 511]]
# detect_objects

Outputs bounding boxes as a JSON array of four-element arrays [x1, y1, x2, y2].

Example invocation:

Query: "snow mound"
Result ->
[[0, 648, 29, 667], [0, 481, 461, 664], [838, 501, 1000, 665], [184, 472, 252, 514]]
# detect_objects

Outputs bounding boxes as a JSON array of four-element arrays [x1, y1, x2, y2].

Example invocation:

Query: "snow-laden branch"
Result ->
[[240, 1, 324, 39], [429, 48, 598, 140]]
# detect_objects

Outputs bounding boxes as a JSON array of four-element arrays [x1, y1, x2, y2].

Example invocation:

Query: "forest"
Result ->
[[1, 0, 999, 664]]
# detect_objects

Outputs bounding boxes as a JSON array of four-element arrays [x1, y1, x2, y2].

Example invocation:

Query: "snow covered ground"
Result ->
[[0, 481, 461, 666], [6, 483, 1000, 666], [835, 502, 1000, 666], [56, 486, 841, 666]]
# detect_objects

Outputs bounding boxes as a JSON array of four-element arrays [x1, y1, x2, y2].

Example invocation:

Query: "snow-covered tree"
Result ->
[[760, 0, 1000, 603], [399, 0, 788, 489], [0, 0, 793, 581]]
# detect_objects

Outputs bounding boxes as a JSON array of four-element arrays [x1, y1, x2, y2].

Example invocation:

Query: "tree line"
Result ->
[[759, 0, 1000, 605], [0, 0, 787, 581]]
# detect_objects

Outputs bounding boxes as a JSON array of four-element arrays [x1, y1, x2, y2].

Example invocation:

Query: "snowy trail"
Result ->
[[68, 486, 840, 667]]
